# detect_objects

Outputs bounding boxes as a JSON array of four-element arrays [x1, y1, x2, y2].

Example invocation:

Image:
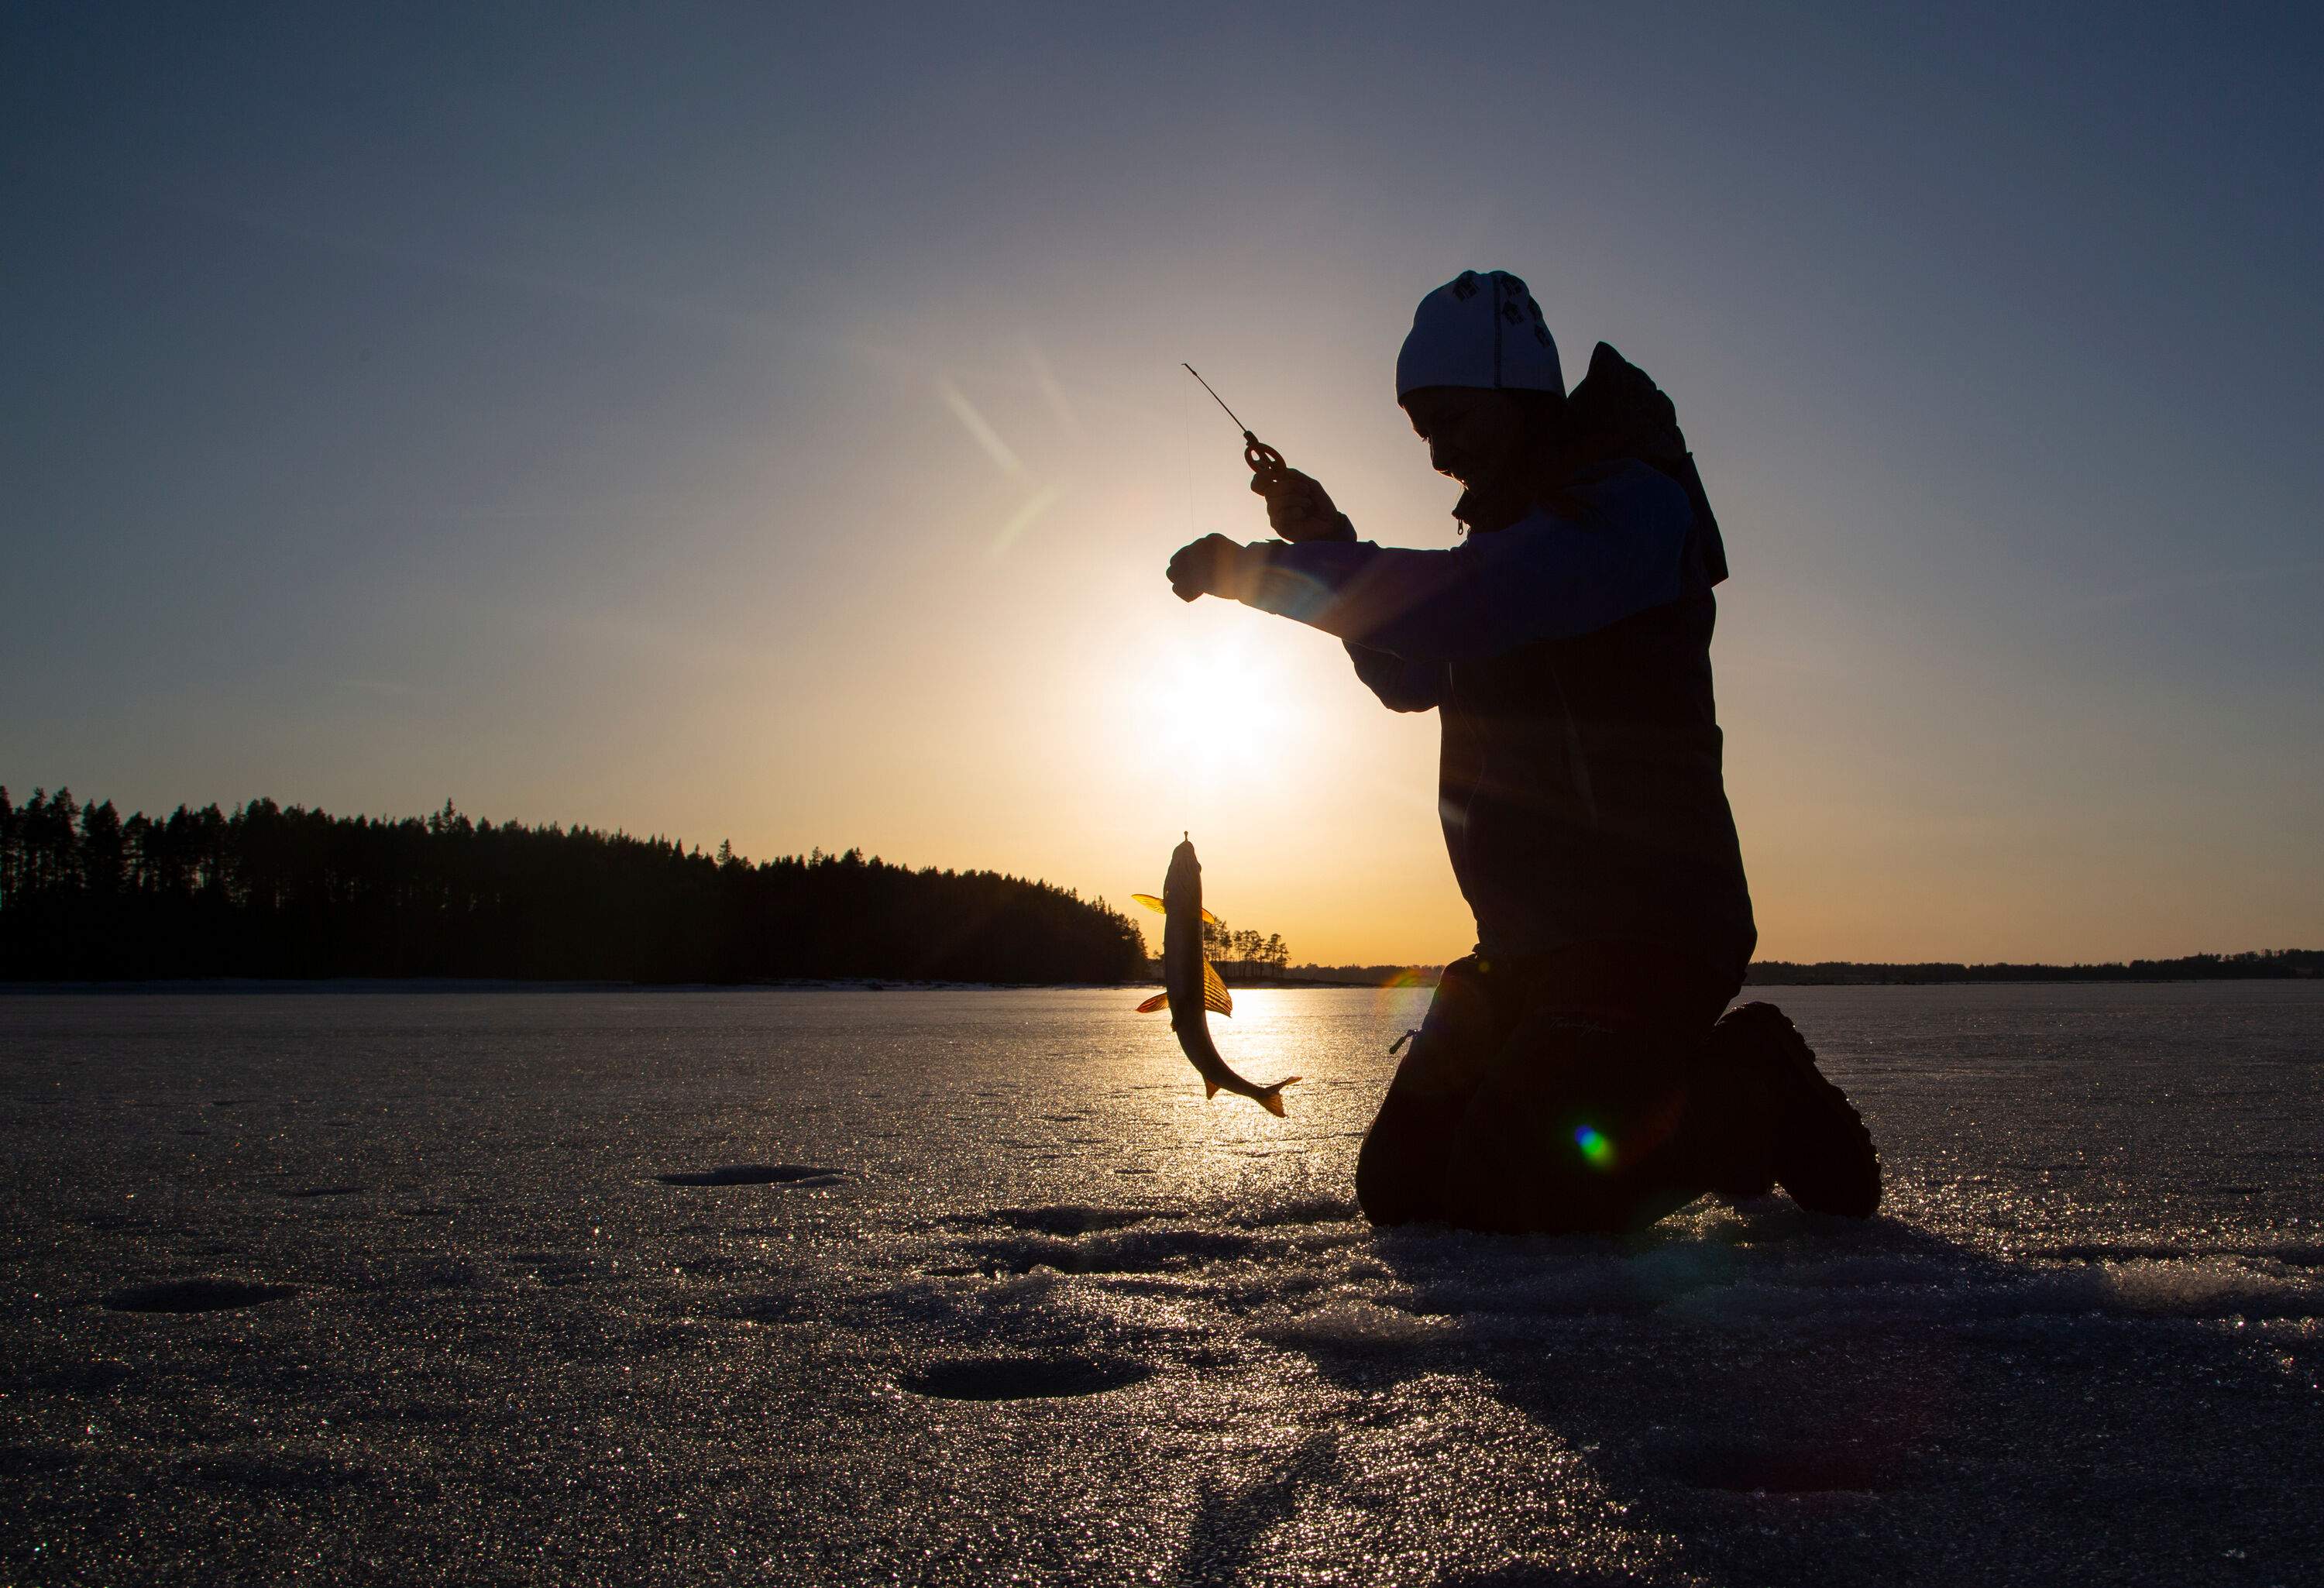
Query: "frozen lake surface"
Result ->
[[3, 983, 2320, 1586]]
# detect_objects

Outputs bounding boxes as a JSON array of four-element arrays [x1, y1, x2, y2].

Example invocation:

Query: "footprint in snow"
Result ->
[[102, 1278, 298, 1314], [982, 1205, 1168, 1236], [899, 1353, 1153, 1401], [655, 1164, 842, 1188]]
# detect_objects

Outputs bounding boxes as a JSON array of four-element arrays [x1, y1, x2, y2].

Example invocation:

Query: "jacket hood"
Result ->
[[1454, 342, 1731, 587]]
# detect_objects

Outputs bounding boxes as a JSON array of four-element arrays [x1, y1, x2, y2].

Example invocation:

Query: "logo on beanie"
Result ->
[[1491, 276, 1549, 347]]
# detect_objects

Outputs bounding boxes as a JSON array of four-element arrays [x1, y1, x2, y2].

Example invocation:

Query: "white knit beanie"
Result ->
[[1394, 270, 1563, 400]]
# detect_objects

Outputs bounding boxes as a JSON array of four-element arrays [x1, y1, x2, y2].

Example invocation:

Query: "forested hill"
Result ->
[[0, 787, 1147, 985]]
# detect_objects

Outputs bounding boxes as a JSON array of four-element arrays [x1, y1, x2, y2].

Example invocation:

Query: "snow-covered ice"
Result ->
[[2, 983, 2319, 1585]]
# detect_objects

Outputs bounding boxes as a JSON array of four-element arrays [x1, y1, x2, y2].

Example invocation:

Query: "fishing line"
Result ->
[[1184, 364, 1193, 543]]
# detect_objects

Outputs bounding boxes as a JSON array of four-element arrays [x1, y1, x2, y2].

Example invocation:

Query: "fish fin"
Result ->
[[1132, 893, 1167, 915], [1204, 1077, 1220, 1098], [1202, 960, 1233, 1016], [1201, 906, 1220, 925], [1134, 991, 1168, 1013], [1255, 1077, 1301, 1119]]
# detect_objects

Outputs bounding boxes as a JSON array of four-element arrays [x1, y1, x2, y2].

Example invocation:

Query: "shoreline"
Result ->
[[0, 977, 1136, 995], [2, 974, 2315, 995]]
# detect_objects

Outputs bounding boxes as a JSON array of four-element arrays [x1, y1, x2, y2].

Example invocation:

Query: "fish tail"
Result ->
[[1255, 1077, 1302, 1118]]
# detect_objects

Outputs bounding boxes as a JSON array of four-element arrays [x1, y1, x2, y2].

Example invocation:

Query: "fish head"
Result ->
[[1165, 836, 1201, 908]]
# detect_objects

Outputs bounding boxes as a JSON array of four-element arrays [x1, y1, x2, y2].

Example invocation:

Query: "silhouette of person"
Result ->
[[1167, 270, 1878, 1232]]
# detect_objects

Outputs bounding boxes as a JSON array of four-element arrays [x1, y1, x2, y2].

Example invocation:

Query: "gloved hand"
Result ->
[[1167, 534, 1256, 603], [1250, 467, 1348, 543]]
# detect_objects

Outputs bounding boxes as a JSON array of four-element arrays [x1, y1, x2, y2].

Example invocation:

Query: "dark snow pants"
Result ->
[[1354, 947, 1763, 1234]]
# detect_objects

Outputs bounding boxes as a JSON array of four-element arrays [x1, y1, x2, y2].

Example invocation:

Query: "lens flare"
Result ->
[[989, 481, 1063, 558], [1367, 969, 1437, 1026], [935, 376, 1024, 476], [1573, 1124, 1614, 1169]]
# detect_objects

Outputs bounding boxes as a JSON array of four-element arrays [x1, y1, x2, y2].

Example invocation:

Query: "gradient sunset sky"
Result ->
[[6, 5, 2318, 965]]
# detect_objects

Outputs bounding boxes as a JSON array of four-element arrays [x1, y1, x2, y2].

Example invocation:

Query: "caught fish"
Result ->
[[1131, 835, 1301, 1116]]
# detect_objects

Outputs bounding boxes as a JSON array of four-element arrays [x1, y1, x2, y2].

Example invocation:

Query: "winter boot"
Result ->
[[1709, 1002, 1881, 1218]]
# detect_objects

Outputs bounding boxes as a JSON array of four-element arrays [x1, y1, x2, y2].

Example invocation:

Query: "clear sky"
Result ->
[[5, 4, 2319, 965]]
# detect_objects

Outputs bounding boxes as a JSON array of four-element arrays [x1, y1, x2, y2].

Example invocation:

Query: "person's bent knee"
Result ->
[[1356, 1087, 1458, 1225], [1356, 956, 1502, 1226], [1437, 1017, 1702, 1236]]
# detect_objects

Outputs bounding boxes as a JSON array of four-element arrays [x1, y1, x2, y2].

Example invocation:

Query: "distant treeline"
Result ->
[[1281, 963, 1446, 987], [1746, 950, 2323, 985], [0, 786, 1147, 985], [1280, 953, 2324, 989]]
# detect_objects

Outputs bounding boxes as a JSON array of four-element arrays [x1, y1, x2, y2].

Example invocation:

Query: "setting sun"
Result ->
[[1131, 629, 1302, 787]]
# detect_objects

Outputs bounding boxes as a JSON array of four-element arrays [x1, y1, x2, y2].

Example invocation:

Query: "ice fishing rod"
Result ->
[[1182, 363, 1287, 489]]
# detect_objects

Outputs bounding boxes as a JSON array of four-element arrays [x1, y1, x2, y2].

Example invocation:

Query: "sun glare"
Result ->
[[1133, 632, 1300, 786]]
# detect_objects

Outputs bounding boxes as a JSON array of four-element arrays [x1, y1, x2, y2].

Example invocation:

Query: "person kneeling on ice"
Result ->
[[1166, 270, 1879, 1234]]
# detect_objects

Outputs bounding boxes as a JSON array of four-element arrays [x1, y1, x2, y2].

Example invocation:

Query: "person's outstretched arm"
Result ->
[[1168, 464, 1696, 664]]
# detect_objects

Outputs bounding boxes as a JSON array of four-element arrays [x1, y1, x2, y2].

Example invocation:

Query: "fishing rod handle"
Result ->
[[1243, 434, 1287, 485]]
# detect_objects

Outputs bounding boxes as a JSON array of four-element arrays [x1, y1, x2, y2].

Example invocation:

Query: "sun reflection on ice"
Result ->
[[1127, 987, 1315, 1167]]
